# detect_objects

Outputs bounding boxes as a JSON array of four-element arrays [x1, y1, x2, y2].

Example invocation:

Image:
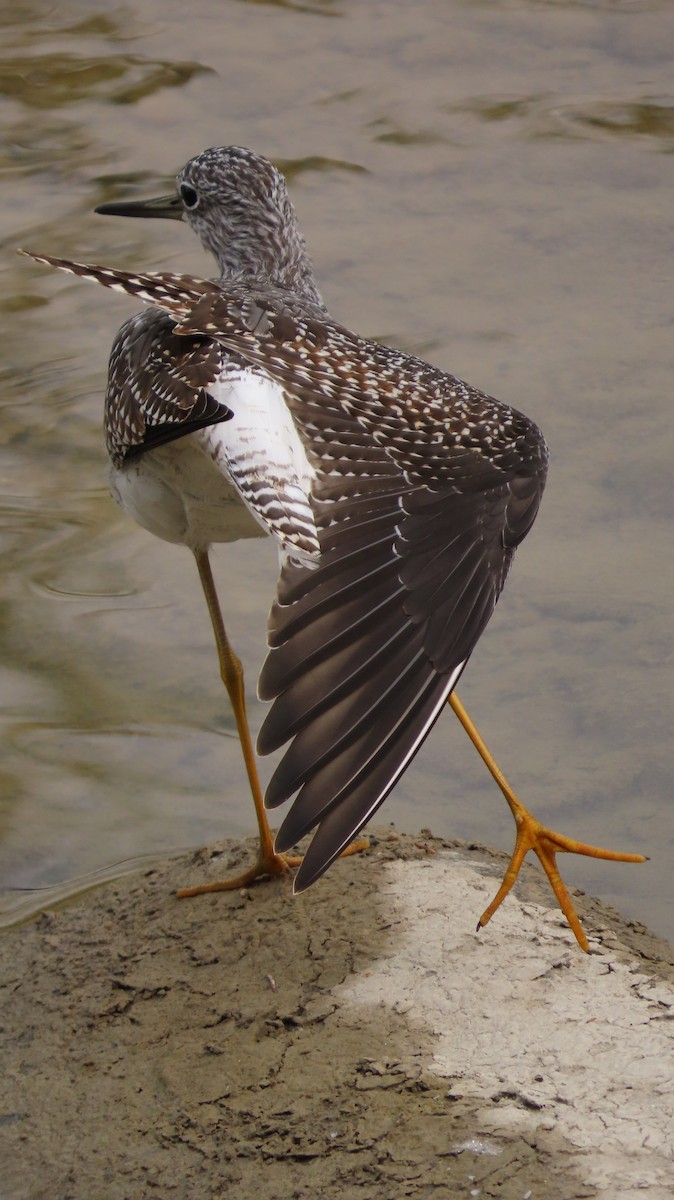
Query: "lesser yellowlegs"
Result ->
[[23, 146, 645, 949]]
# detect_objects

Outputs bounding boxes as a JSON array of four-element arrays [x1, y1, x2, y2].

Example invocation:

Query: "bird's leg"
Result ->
[[176, 548, 300, 896], [177, 550, 368, 898], [448, 692, 646, 952]]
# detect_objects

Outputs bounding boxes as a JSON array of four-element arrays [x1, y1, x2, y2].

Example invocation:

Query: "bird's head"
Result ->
[[96, 145, 323, 306]]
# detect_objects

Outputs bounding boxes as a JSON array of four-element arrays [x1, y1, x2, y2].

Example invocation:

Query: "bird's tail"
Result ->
[[19, 248, 211, 321]]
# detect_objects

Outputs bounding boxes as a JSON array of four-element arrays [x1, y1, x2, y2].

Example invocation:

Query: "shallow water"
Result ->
[[1, 0, 672, 941]]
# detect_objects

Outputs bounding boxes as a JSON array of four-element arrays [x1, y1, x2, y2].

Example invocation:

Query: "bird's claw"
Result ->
[[176, 837, 370, 898], [477, 806, 647, 952]]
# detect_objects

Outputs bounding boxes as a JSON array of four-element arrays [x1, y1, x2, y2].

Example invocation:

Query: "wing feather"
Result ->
[[105, 308, 234, 466]]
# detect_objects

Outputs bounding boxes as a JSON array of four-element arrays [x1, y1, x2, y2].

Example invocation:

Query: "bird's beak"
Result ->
[[95, 193, 184, 221]]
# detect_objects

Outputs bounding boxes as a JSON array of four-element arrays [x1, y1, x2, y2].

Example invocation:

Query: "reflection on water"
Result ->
[[369, 119, 449, 147], [235, 0, 342, 15], [1, 0, 672, 943], [448, 94, 674, 145], [275, 156, 368, 182], [0, 54, 211, 108]]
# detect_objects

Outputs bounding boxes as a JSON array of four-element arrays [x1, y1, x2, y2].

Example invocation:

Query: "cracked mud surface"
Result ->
[[2, 831, 673, 1200]]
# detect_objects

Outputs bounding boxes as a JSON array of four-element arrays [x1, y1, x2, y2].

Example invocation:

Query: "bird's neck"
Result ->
[[208, 216, 324, 309], [216, 250, 323, 309]]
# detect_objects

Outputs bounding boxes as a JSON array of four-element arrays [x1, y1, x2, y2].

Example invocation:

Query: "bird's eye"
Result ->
[[180, 183, 199, 209]]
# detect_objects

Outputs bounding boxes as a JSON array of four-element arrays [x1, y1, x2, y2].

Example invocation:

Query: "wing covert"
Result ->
[[104, 308, 235, 467]]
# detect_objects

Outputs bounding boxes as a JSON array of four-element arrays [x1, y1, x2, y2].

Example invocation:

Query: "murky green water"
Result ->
[[2, 0, 672, 941]]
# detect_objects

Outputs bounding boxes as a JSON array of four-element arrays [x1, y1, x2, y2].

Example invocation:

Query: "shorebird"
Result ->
[[23, 146, 645, 949]]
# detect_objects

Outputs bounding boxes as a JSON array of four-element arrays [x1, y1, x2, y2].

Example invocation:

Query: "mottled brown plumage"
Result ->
[[22, 146, 644, 948], [24, 249, 547, 886]]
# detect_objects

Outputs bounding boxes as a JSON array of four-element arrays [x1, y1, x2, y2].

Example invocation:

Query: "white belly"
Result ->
[[110, 434, 265, 550]]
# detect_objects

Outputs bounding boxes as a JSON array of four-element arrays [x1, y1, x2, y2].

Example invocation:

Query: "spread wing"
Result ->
[[256, 473, 542, 892], [162, 283, 547, 888], [248, 346, 546, 889]]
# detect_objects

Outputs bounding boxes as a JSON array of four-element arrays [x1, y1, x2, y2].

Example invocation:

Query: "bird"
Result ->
[[22, 145, 645, 950]]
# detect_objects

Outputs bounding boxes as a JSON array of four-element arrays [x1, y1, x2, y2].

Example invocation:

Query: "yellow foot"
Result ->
[[176, 837, 370, 899], [176, 848, 301, 898], [477, 809, 647, 953]]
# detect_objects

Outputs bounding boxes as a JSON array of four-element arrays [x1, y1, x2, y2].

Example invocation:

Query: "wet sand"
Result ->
[[2, 830, 673, 1200]]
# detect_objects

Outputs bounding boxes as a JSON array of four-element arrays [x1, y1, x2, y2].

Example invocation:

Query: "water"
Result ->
[[1, 0, 672, 942]]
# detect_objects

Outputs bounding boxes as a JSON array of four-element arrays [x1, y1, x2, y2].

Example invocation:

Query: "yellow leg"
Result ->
[[177, 550, 367, 898], [448, 692, 647, 951]]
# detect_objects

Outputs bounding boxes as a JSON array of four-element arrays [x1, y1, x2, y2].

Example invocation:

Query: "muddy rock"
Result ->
[[2, 831, 673, 1200]]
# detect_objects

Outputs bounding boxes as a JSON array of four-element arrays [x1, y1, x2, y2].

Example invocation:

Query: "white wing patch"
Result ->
[[197, 368, 320, 563]]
